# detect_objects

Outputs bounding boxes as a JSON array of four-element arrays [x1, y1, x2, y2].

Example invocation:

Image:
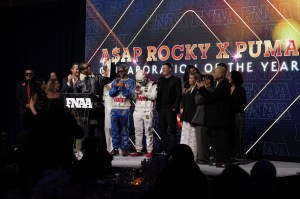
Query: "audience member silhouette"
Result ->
[[31, 168, 82, 199], [76, 133, 114, 182], [18, 99, 84, 196], [211, 164, 252, 199], [143, 144, 209, 199], [250, 160, 277, 199]]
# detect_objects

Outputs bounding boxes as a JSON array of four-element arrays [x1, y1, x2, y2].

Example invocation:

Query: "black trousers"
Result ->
[[211, 126, 230, 164], [158, 109, 177, 152], [195, 125, 212, 162]]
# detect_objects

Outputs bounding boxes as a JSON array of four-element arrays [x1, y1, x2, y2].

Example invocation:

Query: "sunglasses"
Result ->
[[82, 66, 90, 70], [118, 70, 125, 73], [25, 73, 33, 76]]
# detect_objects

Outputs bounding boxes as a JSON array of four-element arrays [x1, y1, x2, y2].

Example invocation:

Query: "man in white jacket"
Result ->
[[131, 70, 157, 159]]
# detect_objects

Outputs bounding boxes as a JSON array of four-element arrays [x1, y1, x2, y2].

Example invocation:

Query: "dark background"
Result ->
[[1, 0, 86, 146]]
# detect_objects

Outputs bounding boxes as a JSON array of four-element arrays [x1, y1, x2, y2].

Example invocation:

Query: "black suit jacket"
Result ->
[[199, 78, 231, 128], [156, 75, 182, 113], [76, 74, 105, 100], [62, 77, 78, 93], [16, 79, 38, 110]]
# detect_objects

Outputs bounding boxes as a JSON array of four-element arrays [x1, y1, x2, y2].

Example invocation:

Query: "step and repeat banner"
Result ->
[[85, 0, 300, 160]]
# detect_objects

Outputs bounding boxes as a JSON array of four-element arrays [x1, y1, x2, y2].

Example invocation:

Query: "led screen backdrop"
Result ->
[[85, 0, 300, 160]]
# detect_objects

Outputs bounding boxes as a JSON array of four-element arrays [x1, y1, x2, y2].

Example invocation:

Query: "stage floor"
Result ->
[[112, 155, 300, 177]]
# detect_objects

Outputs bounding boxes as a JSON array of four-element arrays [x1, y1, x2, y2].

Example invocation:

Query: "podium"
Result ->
[[62, 93, 106, 157], [61, 93, 101, 138]]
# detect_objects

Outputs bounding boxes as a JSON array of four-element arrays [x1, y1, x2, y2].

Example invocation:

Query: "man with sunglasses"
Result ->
[[76, 62, 106, 149], [16, 69, 38, 134], [109, 65, 135, 156]]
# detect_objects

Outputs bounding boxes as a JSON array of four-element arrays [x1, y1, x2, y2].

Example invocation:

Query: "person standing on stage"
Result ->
[[46, 79, 61, 100], [180, 72, 200, 160], [61, 62, 81, 158], [193, 74, 215, 164], [109, 65, 135, 156], [29, 79, 47, 116], [102, 59, 117, 153], [197, 66, 231, 167], [229, 70, 247, 162], [62, 62, 79, 93], [76, 62, 106, 149], [16, 68, 38, 133], [156, 63, 182, 153], [49, 71, 58, 81], [131, 69, 157, 159], [182, 65, 200, 91]]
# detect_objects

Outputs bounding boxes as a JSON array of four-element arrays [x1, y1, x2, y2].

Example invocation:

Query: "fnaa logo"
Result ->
[[66, 98, 93, 108]]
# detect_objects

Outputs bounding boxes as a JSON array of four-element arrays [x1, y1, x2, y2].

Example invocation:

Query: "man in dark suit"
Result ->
[[16, 68, 38, 133], [61, 62, 82, 158], [76, 62, 106, 149], [62, 62, 79, 93], [156, 63, 182, 153], [198, 65, 231, 167]]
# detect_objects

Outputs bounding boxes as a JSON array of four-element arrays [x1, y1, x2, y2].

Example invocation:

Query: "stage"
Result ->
[[112, 155, 300, 177]]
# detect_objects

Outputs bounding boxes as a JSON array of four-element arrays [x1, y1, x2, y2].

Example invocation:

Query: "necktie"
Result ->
[[27, 81, 31, 104], [85, 76, 92, 93], [72, 79, 77, 93]]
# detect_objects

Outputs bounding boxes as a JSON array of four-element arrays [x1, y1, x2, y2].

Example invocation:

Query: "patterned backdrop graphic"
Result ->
[[85, 0, 300, 159]]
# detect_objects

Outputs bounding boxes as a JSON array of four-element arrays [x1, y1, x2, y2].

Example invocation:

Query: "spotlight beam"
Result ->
[[87, 0, 135, 63], [127, 0, 164, 49], [86, 9, 124, 48]]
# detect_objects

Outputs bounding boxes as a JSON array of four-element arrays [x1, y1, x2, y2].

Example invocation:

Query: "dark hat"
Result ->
[[118, 65, 129, 72]]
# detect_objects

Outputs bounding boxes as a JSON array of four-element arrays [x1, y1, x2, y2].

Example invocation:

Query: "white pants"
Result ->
[[104, 105, 112, 152], [180, 121, 198, 160], [133, 110, 154, 152]]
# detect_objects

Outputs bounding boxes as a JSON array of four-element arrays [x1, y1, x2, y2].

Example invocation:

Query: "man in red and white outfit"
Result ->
[[131, 70, 157, 159]]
